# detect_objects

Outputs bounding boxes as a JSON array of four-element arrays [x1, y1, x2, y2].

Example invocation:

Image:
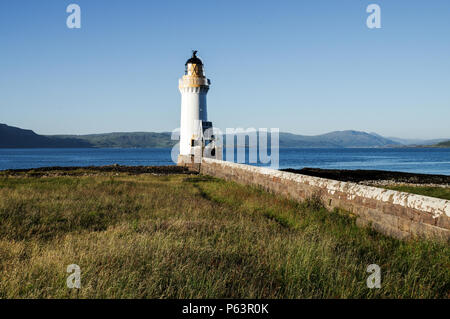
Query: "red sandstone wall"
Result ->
[[201, 158, 450, 241]]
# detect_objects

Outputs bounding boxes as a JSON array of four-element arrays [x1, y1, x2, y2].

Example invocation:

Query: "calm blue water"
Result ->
[[0, 148, 449, 175]]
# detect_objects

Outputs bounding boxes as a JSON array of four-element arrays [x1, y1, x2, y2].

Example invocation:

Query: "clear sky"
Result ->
[[1, 0, 449, 139]]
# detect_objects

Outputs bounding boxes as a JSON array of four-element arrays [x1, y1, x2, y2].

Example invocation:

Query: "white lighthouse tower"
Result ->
[[177, 51, 220, 167]]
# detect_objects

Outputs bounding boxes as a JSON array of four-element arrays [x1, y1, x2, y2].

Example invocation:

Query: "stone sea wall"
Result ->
[[200, 158, 450, 241]]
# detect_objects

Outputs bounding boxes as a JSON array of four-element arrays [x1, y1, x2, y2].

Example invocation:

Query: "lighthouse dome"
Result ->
[[185, 50, 203, 65], [184, 50, 205, 77]]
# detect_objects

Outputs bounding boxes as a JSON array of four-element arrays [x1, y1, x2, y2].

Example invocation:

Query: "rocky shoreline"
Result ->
[[0, 164, 193, 176], [281, 167, 450, 187]]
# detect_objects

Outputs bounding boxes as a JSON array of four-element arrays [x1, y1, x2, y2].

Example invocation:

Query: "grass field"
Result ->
[[0, 169, 448, 298], [381, 185, 450, 201]]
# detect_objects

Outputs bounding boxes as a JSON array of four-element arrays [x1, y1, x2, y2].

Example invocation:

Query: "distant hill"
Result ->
[[0, 124, 91, 148], [277, 130, 400, 148], [384, 136, 448, 146], [50, 130, 402, 148], [0, 124, 176, 148], [0, 123, 443, 149], [51, 132, 176, 148], [225, 130, 399, 148], [434, 140, 450, 147]]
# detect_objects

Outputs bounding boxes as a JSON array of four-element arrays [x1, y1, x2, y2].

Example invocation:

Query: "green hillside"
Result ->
[[51, 132, 177, 148], [0, 124, 91, 148], [434, 140, 450, 147], [0, 124, 177, 148]]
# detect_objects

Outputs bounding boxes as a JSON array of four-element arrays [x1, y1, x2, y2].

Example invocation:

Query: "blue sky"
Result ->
[[0, 0, 449, 139]]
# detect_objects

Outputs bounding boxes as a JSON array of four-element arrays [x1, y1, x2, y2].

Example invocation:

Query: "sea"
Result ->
[[1, 148, 449, 175]]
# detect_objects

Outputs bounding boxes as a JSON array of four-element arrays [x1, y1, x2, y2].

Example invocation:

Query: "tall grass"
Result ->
[[382, 185, 450, 200], [0, 171, 448, 298]]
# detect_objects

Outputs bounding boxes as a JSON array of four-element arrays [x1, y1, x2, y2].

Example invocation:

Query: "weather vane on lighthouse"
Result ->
[[177, 50, 221, 167]]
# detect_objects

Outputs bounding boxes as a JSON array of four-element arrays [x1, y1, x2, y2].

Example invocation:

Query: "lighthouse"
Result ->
[[178, 51, 221, 167]]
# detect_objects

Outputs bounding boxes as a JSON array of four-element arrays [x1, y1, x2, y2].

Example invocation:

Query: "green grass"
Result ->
[[0, 171, 448, 298], [382, 185, 450, 200]]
